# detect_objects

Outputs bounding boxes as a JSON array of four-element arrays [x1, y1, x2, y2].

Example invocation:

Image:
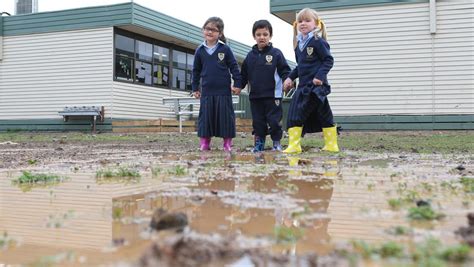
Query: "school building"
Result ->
[[271, 0, 473, 129], [0, 0, 472, 131], [0, 2, 255, 132]]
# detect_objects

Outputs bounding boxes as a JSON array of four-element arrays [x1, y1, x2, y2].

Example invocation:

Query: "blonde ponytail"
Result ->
[[292, 21, 298, 49], [317, 19, 327, 40]]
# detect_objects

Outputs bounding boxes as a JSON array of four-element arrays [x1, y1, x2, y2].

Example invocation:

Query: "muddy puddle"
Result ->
[[0, 150, 472, 266]]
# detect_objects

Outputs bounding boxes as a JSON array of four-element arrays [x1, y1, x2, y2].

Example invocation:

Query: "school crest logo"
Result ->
[[265, 55, 273, 64], [307, 47, 314, 56], [275, 99, 280, 106], [218, 53, 225, 61]]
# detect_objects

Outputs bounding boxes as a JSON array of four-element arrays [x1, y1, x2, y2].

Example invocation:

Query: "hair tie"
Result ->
[[317, 19, 324, 29]]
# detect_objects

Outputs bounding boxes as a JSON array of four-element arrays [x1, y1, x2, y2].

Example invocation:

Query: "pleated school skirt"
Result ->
[[286, 85, 334, 134], [197, 95, 236, 138]]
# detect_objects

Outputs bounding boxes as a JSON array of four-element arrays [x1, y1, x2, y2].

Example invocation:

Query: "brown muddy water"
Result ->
[[0, 149, 473, 266]]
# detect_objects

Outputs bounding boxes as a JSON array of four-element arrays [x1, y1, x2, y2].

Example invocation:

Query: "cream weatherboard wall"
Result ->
[[0, 26, 186, 123], [112, 81, 188, 120], [0, 27, 114, 120], [319, 0, 473, 116]]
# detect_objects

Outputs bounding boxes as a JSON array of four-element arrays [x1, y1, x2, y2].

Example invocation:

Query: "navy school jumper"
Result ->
[[192, 42, 242, 138], [241, 43, 291, 140], [287, 36, 335, 134]]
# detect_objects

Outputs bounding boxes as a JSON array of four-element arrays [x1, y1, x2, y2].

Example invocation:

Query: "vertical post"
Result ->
[[429, 0, 437, 34], [92, 116, 97, 133]]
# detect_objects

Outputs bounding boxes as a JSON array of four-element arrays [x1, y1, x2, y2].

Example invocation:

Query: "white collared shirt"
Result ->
[[297, 31, 314, 52], [201, 40, 225, 55]]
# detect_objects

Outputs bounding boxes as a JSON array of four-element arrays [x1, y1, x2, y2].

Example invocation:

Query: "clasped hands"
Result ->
[[283, 78, 323, 92]]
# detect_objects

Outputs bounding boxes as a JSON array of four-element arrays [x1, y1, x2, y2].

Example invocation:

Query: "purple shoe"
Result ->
[[200, 137, 211, 151], [223, 138, 232, 152]]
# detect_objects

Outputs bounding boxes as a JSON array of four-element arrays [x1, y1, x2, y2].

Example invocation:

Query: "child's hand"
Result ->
[[283, 78, 293, 92], [192, 91, 201, 99], [312, 78, 323, 86], [231, 87, 241, 95]]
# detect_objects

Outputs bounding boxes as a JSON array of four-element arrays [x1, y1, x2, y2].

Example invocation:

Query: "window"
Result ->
[[153, 45, 169, 86], [114, 29, 195, 91], [115, 34, 134, 81], [135, 60, 152, 85], [135, 40, 153, 85], [172, 50, 194, 90], [115, 56, 133, 81]]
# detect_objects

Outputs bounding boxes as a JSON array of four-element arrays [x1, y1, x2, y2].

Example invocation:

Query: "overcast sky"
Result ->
[[0, 0, 296, 61]]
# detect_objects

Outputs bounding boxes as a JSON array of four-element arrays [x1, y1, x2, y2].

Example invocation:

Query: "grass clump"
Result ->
[[379, 241, 404, 258], [274, 226, 304, 243], [412, 237, 471, 265], [407, 206, 445, 221], [440, 244, 471, 262], [388, 198, 402, 210], [459, 177, 474, 193], [96, 167, 141, 184], [167, 165, 187, 176], [385, 225, 413, 236], [12, 171, 66, 192]]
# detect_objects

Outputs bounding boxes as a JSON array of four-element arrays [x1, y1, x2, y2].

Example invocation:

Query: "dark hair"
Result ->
[[203, 16, 227, 43], [252, 19, 273, 37]]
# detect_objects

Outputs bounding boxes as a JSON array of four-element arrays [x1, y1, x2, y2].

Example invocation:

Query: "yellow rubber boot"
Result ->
[[287, 156, 300, 166], [283, 127, 303, 154], [287, 156, 302, 177], [322, 126, 339, 152]]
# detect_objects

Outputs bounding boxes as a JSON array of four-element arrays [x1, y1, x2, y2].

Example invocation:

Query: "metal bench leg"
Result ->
[[92, 116, 97, 133], [179, 115, 183, 133]]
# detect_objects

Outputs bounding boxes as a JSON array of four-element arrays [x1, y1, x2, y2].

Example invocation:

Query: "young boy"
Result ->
[[236, 20, 291, 152]]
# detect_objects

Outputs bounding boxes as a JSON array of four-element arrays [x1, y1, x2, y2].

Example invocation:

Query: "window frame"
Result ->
[[113, 28, 196, 92]]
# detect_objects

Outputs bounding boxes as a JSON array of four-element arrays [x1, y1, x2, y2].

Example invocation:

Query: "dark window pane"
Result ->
[[172, 68, 186, 90], [136, 40, 153, 62], [153, 45, 169, 65], [115, 34, 134, 57], [173, 50, 186, 69], [153, 64, 169, 87], [115, 56, 133, 81], [186, 70, 192, 91], [187, 53, 194, 70], [135, 60, 152, 85]]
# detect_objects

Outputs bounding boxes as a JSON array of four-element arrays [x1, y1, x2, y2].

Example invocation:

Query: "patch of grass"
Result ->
[[96, 167, 141, 184], [440, 244, 471, 262], [338, 132, 474, 154], [385, 225, 413, 236], [274, 226, 304, 243], [151, 166, 163, 177], [459, 177, 474, 193], [96, 167, 140, 178], [407, 206, 445, 221], [379, 241, 404, 258], [440, 180, 460, 194], [12, 171, 67, 192], [411, 237, 471, 265], [350, 240, 376, 259], [167, 165, 187, 176], [351, 240, 405, 259], [388, 198, 403, 210]]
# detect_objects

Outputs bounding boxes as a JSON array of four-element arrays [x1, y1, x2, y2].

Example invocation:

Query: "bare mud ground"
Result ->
[[0, 131, 473, 266]]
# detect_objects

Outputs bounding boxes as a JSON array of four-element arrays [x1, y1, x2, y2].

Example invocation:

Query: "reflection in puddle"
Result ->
[[0, 152, 472, 266]]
